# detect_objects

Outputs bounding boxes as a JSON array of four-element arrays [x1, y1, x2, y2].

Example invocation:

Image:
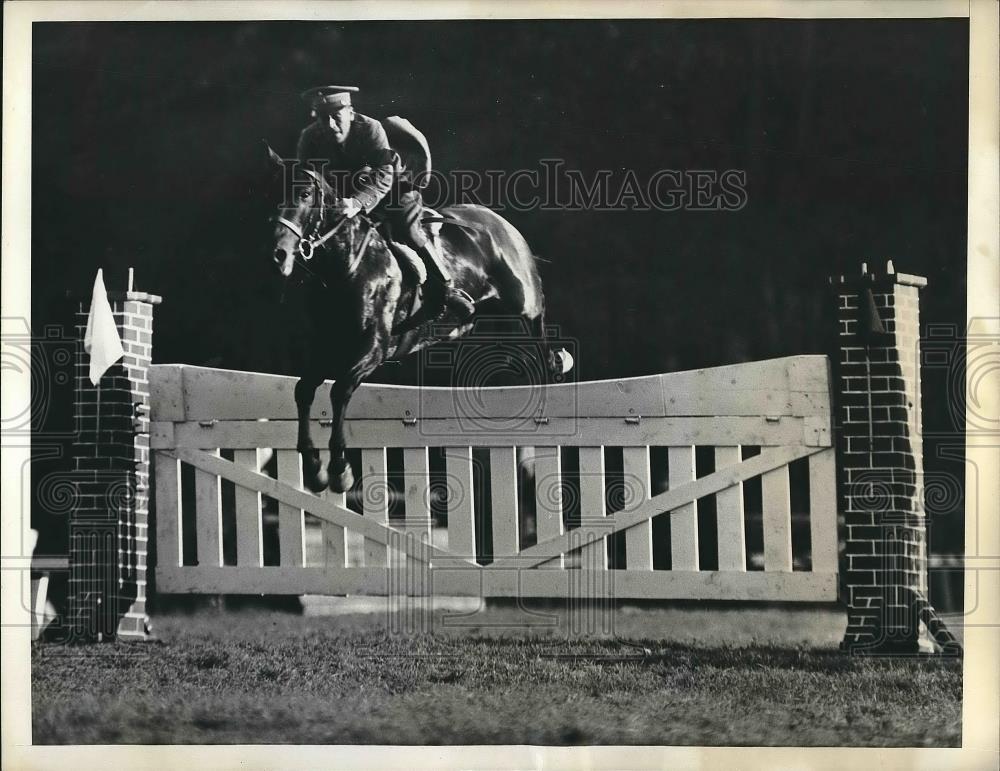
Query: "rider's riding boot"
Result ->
[[418, 240, 476, 321]]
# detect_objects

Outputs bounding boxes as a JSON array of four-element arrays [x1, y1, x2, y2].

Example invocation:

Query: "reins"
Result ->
[[295, 214, 350, 261], [274, 175, 378, 285]]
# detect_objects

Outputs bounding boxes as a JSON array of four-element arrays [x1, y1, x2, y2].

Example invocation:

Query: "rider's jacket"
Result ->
[[296, 113, 396, 214]]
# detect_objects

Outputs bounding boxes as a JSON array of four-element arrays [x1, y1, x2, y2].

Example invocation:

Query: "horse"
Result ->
[[268, 151, 573, 494]]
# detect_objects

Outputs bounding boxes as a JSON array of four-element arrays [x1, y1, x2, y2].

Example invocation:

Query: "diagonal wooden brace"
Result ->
[[166, 448, 477, 568], [491, 444, 822, 570]]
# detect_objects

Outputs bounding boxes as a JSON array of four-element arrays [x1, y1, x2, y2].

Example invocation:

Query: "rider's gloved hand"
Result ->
[[337, 198, 362, 219]]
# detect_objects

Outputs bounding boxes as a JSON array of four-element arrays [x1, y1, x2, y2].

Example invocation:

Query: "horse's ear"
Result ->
[[263, 140, 285, 169]]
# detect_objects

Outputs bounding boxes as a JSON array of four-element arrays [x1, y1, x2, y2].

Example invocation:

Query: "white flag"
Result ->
[[83, 269, 125, 385]]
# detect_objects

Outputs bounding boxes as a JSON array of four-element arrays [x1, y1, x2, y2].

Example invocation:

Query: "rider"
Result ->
[[296, 85, 475, 321]]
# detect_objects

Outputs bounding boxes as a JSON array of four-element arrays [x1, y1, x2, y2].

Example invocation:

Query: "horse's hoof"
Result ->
[[557, 348, 574, 374], [300, 449, 327, 493], [304, 468, 329, 494], [328, 463, 355, 494], [549, 348, 574, 376]]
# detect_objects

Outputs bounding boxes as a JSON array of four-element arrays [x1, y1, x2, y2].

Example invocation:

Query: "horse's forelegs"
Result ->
[[326, 328, 387, 493], [326, 378, 360, 493], [295, 374, 328, 493]]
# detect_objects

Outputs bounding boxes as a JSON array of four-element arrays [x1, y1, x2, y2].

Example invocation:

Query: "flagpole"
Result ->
[[94, 375, 102, 641], [95, 381, 101, 454]]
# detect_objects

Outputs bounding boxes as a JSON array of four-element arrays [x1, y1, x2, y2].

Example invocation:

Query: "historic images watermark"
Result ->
[[276, 157, 749, 213]]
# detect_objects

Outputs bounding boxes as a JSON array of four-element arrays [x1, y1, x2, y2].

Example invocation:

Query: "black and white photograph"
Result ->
[[2, 0, 998, 767]]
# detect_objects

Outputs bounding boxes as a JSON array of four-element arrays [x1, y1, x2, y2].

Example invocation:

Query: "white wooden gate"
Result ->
[[150, 356, 838, 601]]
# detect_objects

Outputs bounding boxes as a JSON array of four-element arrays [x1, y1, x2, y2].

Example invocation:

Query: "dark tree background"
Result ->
[[31, 20, 968, 562]]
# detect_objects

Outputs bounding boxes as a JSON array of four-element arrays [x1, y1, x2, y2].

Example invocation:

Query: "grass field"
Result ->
[[31, 606, 962, 746]]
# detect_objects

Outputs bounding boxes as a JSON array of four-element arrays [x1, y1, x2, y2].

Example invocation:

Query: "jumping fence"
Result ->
[[150, 356, 838, 601], [58, 264, 953, 653]]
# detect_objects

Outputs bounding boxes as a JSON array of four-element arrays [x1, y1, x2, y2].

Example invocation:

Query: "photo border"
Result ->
[[3, 2, 997, 769]]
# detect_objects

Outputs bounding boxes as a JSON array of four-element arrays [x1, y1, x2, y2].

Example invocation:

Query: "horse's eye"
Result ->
[[299, 191, 312, 202]]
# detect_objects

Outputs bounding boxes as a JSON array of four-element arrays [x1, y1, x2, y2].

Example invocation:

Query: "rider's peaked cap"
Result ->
[[301, 85, 360, 111]]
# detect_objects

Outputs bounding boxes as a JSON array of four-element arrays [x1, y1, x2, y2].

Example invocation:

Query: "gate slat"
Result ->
[[715, 446, 746, 571], [168, 357, 830, 422], [153, 452, 182, 567], [345, 525, 365, 567], [233, 449, 263, 567], [402, 447, 431, 597], [160, 415, 821, 449], [668, 446, 698, 570], [808, 448, 838, 573], [319, 497, 347, 567], [195, 449, 222, 567], [319, 450, 347, 568], [762, 465, 793, 571], [276, 450, 305, 567], [578, 447, 607, 571], [156, 564, 837, 600], [489, 447, 519, 559], [533, 446, 563, 568], [622, 446, 652, 571], [444, 447, 476, 562], [340, 453, 365, 565], [362, 447, 389, 567], [403, 447, 432, 540]]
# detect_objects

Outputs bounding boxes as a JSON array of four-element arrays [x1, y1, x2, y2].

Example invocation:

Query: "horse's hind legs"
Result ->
[[529, 313, 574, 381], [295, 373, 328, 493]]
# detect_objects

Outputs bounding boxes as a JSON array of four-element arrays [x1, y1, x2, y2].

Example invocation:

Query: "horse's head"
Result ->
[[266, 144, 382, 283], [268, 147, 336, 277]]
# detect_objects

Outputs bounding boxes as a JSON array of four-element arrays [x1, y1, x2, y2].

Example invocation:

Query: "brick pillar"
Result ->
[[832, 262, 933, 654], [70, 288, 160, 642]]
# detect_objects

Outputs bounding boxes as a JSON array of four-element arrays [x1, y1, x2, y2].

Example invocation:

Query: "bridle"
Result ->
[[273, 170, 376, 278], [274, 171, 344, 261]]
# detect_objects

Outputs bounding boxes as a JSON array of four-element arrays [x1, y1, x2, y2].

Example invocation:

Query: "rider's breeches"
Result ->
[[388, 189, 429, 248], [385, 189, 454, 284]]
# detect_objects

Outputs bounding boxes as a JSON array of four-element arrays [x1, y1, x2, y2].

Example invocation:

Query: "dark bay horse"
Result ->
[[269, 158, 573, 494]]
